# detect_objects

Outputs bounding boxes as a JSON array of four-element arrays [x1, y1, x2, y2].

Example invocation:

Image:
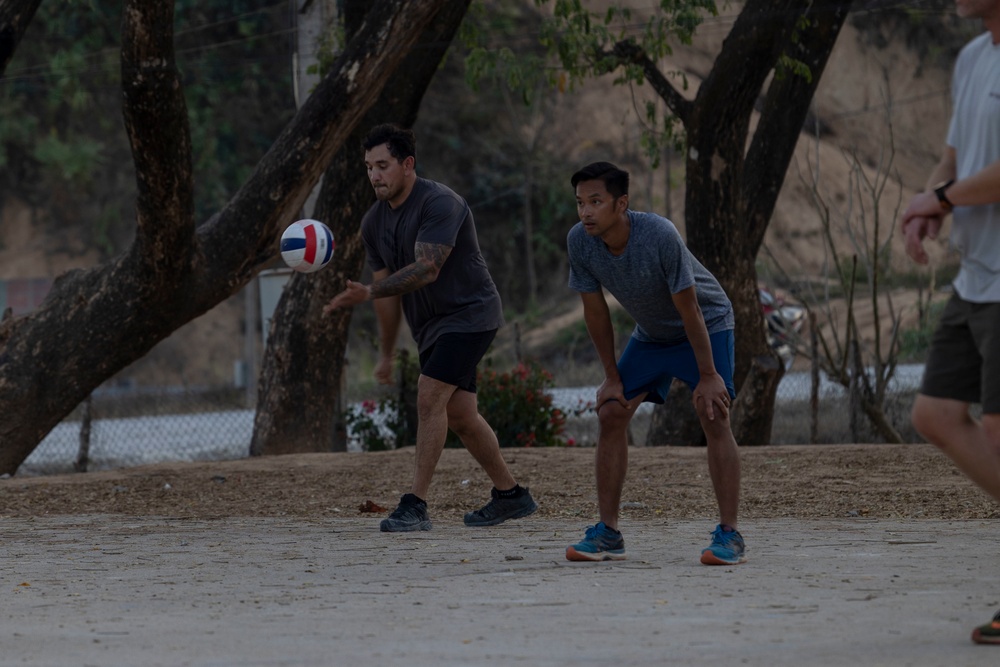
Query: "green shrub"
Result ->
[[345, 356, 568, 450], [470, 360, 568, 448], [342, 350, 419, 452], [898, 298, 948, 362]]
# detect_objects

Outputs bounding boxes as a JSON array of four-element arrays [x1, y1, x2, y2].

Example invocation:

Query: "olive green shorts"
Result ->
[[920, 293, 1000, 414]]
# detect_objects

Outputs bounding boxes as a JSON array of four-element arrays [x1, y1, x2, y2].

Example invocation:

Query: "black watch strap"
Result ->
[[934, 179, 956, 212]]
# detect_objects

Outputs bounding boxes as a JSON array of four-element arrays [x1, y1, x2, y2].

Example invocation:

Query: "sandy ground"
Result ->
[[1, 515, 996, 667], [3, 444, 997, 522], [3, 445, 1000, 666]]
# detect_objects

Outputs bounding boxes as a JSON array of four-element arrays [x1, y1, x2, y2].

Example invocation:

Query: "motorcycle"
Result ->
[[759, 286, 806, 367]]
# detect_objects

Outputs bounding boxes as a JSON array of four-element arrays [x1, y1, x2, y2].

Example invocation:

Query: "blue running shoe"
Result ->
[[700, 524, 746, 565], [566, 522, 627, 561]]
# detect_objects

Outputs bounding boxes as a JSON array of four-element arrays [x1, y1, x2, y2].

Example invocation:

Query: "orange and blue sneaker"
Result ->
[[972, 610, 1000, 645], [566, 522, 627, 561], [700, 524, 747, 565]]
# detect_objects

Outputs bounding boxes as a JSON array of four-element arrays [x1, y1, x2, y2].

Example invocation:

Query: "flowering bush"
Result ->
[[467, 360, 567, 448], [345, 356, 568, 450], [342, 399, 394, 452], [342, 351, 419, 452]]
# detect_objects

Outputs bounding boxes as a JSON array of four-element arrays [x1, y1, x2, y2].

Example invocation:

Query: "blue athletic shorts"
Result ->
[[617, 330, 736, 404], [418, 330, 497, 394]]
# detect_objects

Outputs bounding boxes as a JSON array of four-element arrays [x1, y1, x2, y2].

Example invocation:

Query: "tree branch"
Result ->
[[744, 0, 852, 252], [195, 0, 447, 301], [121, 0, 194, 275], [611, 41, 692, 125]]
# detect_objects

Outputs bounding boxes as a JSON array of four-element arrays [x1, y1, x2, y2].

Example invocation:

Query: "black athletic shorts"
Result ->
[[920, 293, 1000, 414], [418, 329, 497, 393]]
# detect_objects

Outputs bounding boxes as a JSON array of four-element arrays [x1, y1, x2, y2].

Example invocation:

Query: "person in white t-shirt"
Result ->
[[899, 0, 1000, 645]]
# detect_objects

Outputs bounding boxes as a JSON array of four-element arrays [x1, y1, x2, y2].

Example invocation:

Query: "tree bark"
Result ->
[[644, 0, 851, 446], [0, 0, 450, 475], [645, 381, 703, 446], [250, 0, 471, 455]]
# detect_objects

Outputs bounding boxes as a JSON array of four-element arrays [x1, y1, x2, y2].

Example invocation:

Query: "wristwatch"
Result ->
[[933, 179, 956, 212]]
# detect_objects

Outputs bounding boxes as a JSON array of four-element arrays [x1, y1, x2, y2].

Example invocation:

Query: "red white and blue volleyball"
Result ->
[[280, 219, 335, 273]]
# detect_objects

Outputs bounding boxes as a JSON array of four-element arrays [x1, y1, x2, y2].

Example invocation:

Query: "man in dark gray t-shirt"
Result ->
[[563, 161, 745, 567], [359, 176, 505, 352], [325, 124, 536, 533]]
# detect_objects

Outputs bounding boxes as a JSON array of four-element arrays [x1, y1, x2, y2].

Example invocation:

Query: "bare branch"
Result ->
[[610, 41, 692, 125]]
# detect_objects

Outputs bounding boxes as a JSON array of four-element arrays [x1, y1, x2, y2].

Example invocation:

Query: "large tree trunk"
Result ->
[[643, 0, 850, 446], [250, 0, 472, 456], [0, 0, 450, 475]]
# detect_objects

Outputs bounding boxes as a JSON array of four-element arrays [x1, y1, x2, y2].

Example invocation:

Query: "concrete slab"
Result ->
[[2, 516, 997, 666]]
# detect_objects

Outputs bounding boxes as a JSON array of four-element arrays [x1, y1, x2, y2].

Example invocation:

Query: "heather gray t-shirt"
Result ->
[[567, 210, 734, 344], [361, 177, 505, 352], [946, 31, 1000, 302]]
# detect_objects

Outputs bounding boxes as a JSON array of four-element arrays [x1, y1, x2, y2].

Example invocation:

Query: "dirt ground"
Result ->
[[2, 444, 997, 522]]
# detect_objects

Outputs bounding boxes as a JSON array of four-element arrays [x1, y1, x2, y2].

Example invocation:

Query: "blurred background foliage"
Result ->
[[0, 0, 295, 256]]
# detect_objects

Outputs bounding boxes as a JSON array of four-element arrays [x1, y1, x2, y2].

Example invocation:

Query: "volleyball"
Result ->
[[280, 219, 335, 273]]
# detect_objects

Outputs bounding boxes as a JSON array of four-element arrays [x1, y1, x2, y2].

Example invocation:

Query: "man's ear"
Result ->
[[617, 194, 629, 212], [402, 155, 416, 173]]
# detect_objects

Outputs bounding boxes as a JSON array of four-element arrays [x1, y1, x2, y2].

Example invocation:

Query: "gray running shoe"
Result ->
[[463, 487, 538, 526], [380, 493, 432, 532]]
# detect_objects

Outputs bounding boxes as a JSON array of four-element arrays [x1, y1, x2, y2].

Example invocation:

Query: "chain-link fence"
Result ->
[[20, 388, 254, 476], [17, 362, 932, 476]]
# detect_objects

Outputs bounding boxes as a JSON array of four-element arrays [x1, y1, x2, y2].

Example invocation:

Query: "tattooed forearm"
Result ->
[[369, 242, 452, 299]]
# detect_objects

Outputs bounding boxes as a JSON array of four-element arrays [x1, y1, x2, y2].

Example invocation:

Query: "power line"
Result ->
[[1, 2, 293, 83]]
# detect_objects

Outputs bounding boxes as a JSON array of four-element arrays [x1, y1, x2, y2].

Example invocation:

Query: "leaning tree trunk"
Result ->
[[0, 0, 43, 74], [641, 0, 850, 446], [0, 0, 450, 475], [251, 0, 474, 456]]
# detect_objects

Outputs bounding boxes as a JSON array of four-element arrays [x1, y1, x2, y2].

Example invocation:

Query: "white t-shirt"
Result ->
[[947, 31, 1000, 302]]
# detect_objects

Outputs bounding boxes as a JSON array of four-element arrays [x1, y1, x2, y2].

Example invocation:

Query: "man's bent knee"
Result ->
[[597, 400, 634, 433]]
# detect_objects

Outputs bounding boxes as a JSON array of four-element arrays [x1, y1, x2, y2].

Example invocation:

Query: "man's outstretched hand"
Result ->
[[323, 280, 371, 314]]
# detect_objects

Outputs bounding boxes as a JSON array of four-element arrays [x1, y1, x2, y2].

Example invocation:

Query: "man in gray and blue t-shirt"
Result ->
[[564, 161, 745, 565]]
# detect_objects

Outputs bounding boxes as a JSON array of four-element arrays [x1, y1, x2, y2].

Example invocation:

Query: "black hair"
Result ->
[[570, 161, 629, 199], [362, 123, 416, 162]]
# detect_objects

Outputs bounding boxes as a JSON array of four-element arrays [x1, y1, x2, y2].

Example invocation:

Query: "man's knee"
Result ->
[[911, 396, 945, 445], [447, 409, 480, 438], [980, 414, 1000, 449], [911, 394, 971, 447], [597, 400, 633, 434], [416, 375, 455, 417]]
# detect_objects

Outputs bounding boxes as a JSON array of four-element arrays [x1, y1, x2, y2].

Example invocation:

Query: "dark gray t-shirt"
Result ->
[[361, 177, 505, 352], [567, 210, 734, 344]]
